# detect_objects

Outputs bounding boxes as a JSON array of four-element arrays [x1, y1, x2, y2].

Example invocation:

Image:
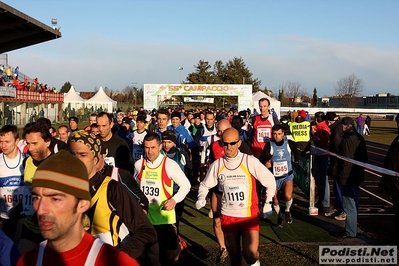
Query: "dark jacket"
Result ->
[[378, 135, 399, 197], [328, 119, 344, 178], [88, 172, 157, 258], [101, 164, 149, 211], [337, 128, 368, 186]]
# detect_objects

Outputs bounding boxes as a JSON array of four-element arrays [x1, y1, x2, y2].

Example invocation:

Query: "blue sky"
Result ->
[[6, 0, 399, 97]]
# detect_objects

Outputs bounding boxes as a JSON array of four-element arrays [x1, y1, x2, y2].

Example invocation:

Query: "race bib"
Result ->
[[22, 186, 34, 215], [223, 184, 248, 210], [133, 147, 144, 161], [141, 179, 161, 205], [257, 128, 271, 142], [273, 161, 289, 177], [0, 186, 24, 216]]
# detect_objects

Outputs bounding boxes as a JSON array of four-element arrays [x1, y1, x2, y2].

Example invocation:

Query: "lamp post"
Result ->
[[51, 18, 58, 29], [131, 82, 137, 109]]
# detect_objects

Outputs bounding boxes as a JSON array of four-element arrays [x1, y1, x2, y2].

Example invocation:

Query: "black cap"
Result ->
[[69, 116, 79, 123], [122, 117, 130, 124], [341, 117, 354, 126], [171, 111, 181, 120], [324, 112, 337, 121]]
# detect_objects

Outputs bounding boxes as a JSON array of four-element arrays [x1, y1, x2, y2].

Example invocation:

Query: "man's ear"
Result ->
[[79, 199, 91, 213]]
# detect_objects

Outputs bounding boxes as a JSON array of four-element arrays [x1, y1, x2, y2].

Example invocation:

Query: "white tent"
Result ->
[[85, 86, 117, 113], [252, 91, 281, 118], [64, 85, 85, 110]]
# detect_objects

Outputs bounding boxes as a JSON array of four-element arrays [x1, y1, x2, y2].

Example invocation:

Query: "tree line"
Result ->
[[59, 57, 366, 108]]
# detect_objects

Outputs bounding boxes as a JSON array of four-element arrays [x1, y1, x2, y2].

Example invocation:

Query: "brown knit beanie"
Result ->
[[32, 150, 91, 201]]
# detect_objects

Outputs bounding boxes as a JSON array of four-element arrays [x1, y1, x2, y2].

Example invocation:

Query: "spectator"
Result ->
[[14, 66, 19, 80], [355, 114, 364, 135], [312, 112, 331, 213], [336, 117, 368, 238], [324, 112, 345, 220], [364, 115, 371, 135], [378, 114, 399, 246]]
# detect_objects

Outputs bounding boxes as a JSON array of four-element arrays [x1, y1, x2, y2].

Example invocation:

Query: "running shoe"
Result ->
[[277, 212, 284, 228], [334, 212, 347, 221], [285, 211, 293, 224], [208, 209, 213, 219], [216, 247, 228, 263], [324, 208, 338, 217]]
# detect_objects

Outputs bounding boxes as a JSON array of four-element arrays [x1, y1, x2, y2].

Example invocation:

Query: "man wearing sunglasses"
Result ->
[[205, 119, 253, 263], [196, 128, 276, 266]]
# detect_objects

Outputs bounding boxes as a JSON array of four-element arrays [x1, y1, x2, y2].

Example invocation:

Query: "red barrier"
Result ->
[[0, 90, 63, 103]]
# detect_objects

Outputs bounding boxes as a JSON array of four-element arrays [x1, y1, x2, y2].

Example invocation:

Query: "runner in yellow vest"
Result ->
[[134, 132, 190, 265]]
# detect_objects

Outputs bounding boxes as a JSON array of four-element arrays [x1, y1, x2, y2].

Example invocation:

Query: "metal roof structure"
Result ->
[[0, 1, 62, 54]]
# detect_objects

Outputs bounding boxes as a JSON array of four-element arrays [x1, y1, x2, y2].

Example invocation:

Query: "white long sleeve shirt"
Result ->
[[198, 152, 276, 217]]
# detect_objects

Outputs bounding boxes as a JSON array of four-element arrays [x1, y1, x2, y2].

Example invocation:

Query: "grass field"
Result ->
[[175, 189, 328, 266], [363, 119, 398, 145]]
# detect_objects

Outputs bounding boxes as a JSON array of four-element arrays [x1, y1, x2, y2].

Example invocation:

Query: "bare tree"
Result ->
[[335, 74, 364, 96], [334, 74, 364, 107], [285, 81, 306, 98]]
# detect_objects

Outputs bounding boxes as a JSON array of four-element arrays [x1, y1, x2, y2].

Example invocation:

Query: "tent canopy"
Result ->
[[63, 85, 85, 110], [252, 91, 281, 118], [85, 86, 116, 113], [64, 85, 85, 103]]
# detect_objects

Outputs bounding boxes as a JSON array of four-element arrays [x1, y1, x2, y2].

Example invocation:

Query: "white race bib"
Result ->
[[141, 179, 161, 205], [223, 184, 249, 210], [0, 186, 24, 217], [257, 128, 271, 142], [273, 161, 289, 177]]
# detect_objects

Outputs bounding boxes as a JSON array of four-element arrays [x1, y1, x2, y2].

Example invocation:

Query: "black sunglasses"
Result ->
[[222, 140, 240, 147]]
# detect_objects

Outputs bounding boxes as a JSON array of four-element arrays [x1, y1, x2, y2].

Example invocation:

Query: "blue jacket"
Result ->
[[168, 124, 197, 150]]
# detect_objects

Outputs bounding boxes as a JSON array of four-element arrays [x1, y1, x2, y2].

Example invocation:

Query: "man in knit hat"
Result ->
[[68, 116, 79, 133], [69, 130, 156, 259], [16, 150, 139, 265]]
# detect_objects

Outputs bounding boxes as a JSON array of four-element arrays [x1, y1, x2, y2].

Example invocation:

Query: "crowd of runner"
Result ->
[[0, 97, 397, 266]]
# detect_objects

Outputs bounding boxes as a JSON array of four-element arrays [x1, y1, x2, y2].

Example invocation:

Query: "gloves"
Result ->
[[263, 204, 273, 219], [196, 198, 206, 210]]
